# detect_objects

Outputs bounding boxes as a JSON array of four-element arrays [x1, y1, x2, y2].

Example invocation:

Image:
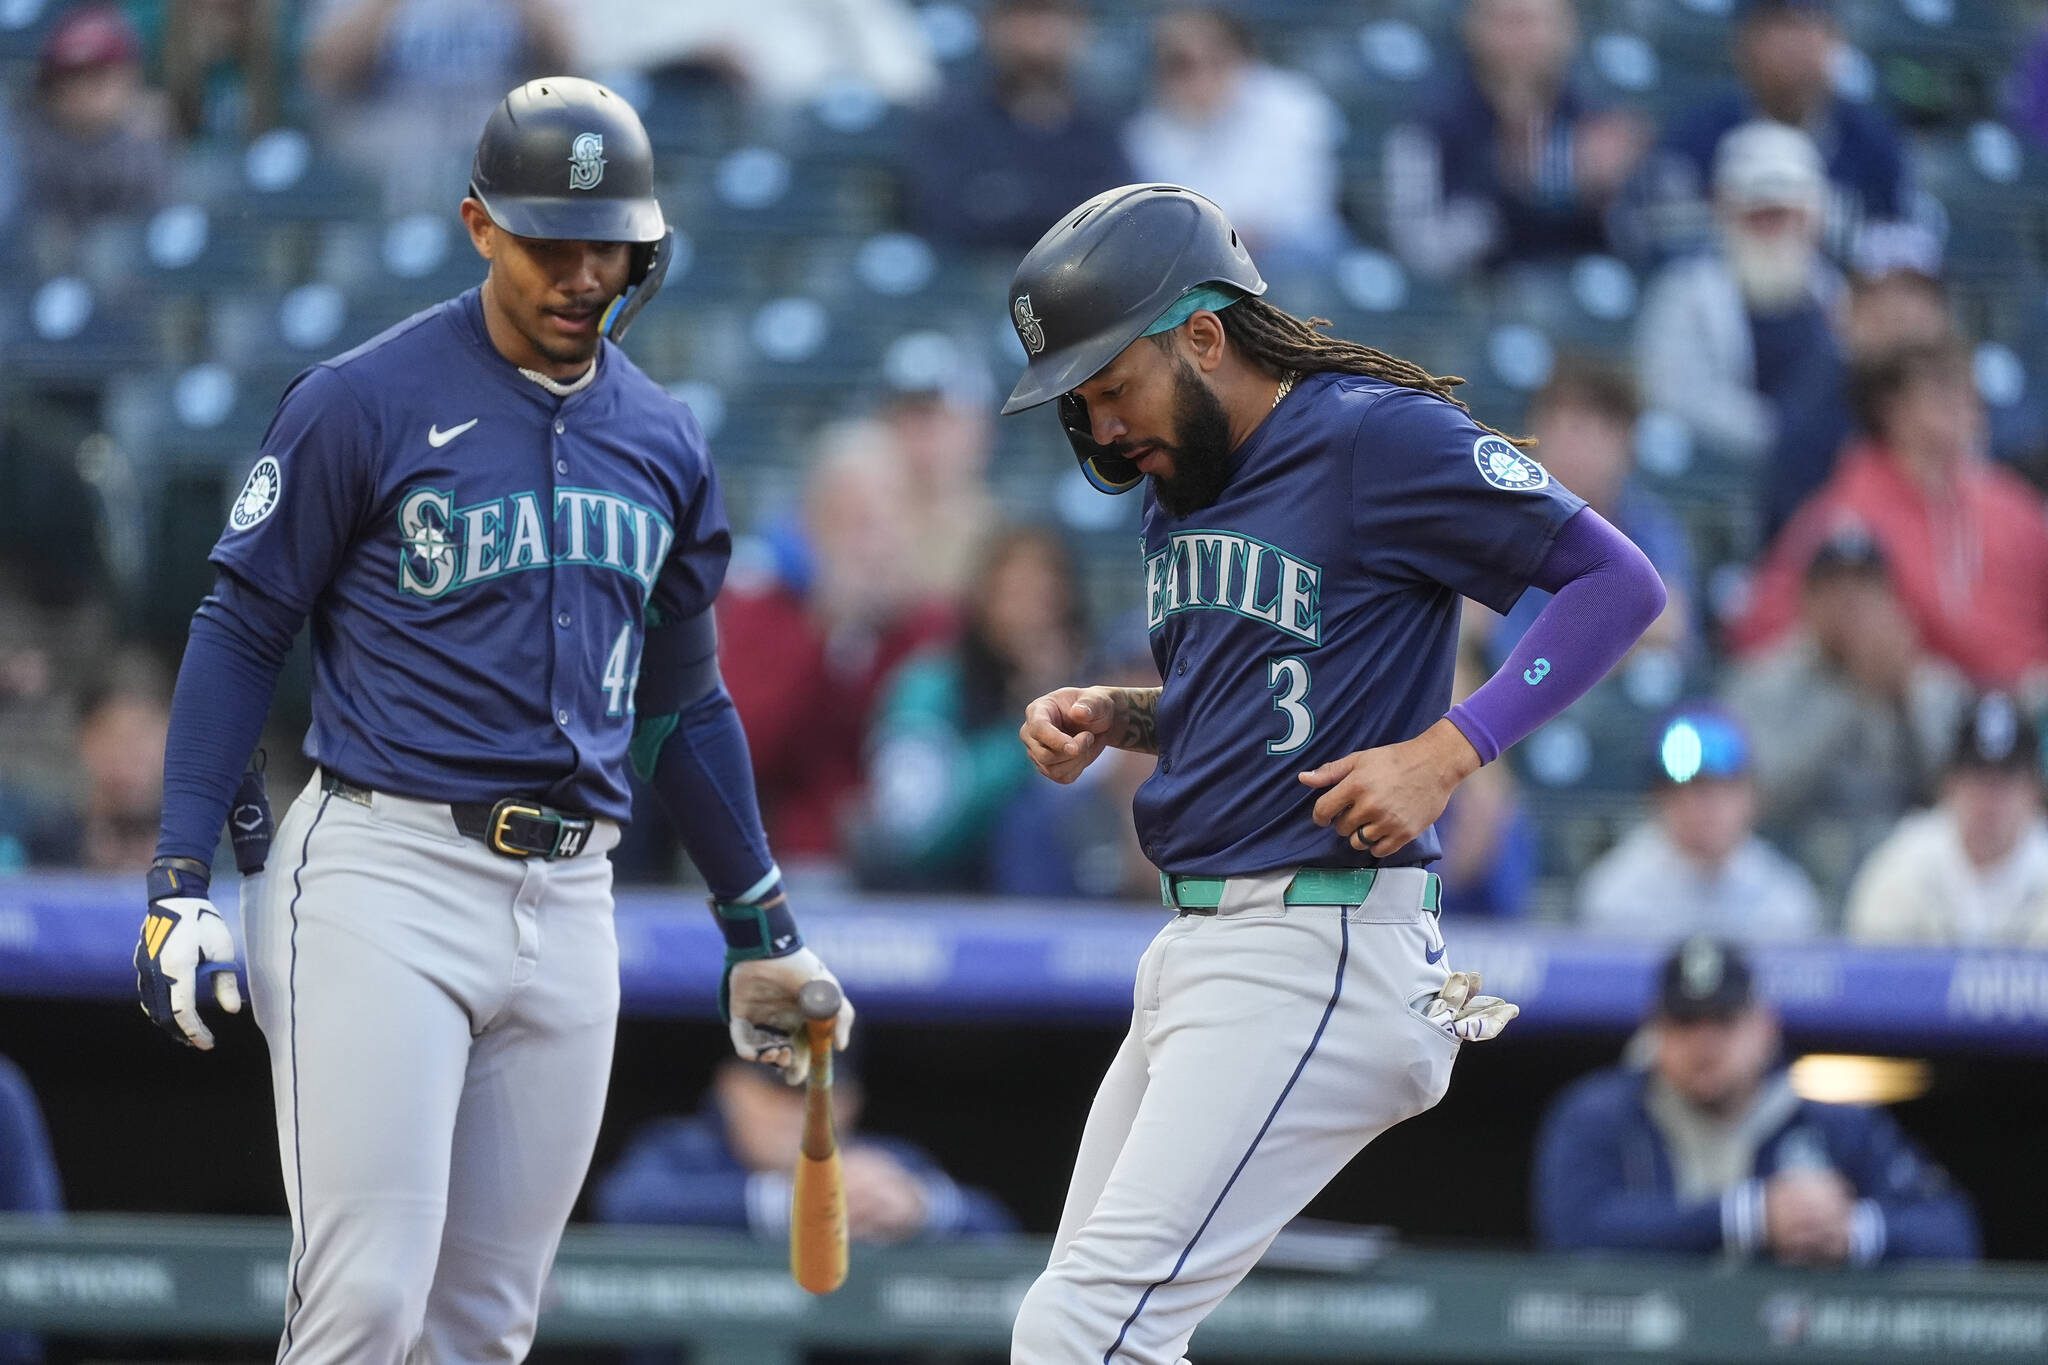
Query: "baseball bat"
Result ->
[[790, 978, 848, 1295]]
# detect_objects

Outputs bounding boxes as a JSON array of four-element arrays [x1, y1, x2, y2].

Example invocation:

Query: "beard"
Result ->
[[1726, 229, 1818, 312], [1138, 360, 1236, 517]]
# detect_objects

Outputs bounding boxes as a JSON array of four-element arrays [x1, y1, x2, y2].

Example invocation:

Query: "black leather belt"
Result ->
[[320, 773, 596, 860]]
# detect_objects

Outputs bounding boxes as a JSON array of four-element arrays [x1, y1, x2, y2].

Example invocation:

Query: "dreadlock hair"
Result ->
[[1212, 297, 1534, 449]]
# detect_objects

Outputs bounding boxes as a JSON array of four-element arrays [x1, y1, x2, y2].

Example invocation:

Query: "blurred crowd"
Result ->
[[1, 0, 2047, 950]]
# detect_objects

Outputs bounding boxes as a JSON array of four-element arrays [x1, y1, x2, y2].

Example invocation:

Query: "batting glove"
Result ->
[[1420, 970, 1518, 1043], [726, 947, 855, 1086], [708, 892, 854, 1086], [137, 857, 243, 1050]]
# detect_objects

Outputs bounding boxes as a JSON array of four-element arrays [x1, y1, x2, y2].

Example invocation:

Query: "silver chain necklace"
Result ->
[[1272, 370, 1298, 408]]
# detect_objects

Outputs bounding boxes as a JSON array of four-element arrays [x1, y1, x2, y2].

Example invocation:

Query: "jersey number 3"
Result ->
[[1266, 656, 1314, 755]]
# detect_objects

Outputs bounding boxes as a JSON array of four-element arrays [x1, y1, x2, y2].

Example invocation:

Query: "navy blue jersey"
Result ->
[[1135, 373, 1584, 874], [209, 288, 728, 821]]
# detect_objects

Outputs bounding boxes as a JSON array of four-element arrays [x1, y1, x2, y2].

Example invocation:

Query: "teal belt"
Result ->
[[1160, 867, 1441, 913]]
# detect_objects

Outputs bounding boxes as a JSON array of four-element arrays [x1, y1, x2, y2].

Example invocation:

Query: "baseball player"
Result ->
[[1004, 184, 1668, 1364], [133, 78, 852, 1363]]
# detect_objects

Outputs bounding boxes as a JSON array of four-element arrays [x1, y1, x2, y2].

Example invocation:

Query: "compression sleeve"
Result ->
[[1446, 508, 1666, 765], [632, 608, 780, 906], [155, 572, 303, 866]]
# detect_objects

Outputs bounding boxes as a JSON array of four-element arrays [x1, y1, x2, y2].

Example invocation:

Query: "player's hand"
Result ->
[[1765, 1170, 1854, 1264], [1019, 685, 1118, 784], [1298, 719, 1481, 857], [841, 1146, 929, 1244], [725, 947, 854, 1086], [136, 861, 243, 1050], [1419, 971, 1518, 1042]]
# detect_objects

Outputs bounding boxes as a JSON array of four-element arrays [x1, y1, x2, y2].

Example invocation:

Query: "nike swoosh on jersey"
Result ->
[[427, 418, 480, 447], [1426, 943, 1448, 965]]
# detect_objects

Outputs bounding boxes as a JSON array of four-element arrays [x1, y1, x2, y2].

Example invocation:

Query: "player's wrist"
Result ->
[[707, 888, 803, 961], [148, 855, 212, 902]]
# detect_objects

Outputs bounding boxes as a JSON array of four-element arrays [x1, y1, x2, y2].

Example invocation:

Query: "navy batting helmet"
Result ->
[[469, 76, 674, 338], [1001, 184, 1266, 492]]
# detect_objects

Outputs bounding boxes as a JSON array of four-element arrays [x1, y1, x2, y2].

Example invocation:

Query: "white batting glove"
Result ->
[[136, 891, 243, 1050], [1421, 970, 1518, 1043], [725, 947, 854, 1086]]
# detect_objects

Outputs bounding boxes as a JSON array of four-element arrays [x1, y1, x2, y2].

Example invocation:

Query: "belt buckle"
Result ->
[[489, 800, 552, 858]]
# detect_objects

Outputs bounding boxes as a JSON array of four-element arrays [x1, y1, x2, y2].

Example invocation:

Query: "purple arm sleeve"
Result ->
[[155, 573, 301, 866], [1445, 508, 1666, 765]]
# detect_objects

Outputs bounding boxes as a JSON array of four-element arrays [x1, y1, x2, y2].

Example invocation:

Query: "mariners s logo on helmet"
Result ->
[[1013, 295, 1045, 355], [568, 132, 605, 191]]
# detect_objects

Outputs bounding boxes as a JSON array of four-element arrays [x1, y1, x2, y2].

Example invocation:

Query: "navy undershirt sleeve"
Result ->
[[155, 572, 303, 867], [641, 681, 779, 902]]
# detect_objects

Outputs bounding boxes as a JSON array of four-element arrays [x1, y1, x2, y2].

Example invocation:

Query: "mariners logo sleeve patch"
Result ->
[[1472, 435, 1549, 492], [229, 456, 283, 531]]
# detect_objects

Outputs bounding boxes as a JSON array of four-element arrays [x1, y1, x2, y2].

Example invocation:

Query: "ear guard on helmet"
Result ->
[[1060, 394, 1143, 494], [602, 227, 675, 342]]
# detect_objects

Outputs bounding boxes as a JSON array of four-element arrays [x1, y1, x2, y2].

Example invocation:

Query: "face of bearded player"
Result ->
[[1723, 202, 1822, 312]]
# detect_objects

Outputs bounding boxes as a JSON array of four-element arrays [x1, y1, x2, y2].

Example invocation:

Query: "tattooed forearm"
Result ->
[[1104, 687, 1161, 754]]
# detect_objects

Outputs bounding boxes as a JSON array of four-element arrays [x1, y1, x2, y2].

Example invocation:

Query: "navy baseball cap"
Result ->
[[1654, 706, 1752, 786], [1658, 936, 1756, 1021], [1949, 693, 2042, 778]]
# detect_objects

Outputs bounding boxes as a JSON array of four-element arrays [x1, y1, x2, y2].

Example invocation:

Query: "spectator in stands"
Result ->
[[159, 0, 287, 143], [1123, 5, 1348, 281], [858, 526, 1086, 892], [877, 377, 999, 602], [574, 0, 936, 109], [988, 610, 1161, 903], [1846, 694, 2048, 947], [1724, 526, 1968, 907], [28, 659, 172, 872], [1534, 936, 1979, 1263], [1642, 0, 1934, 272], [1734, 340, 2048, 691], [10, 3, 170, 252], [1760, 266, 1960, 540], [1383, 0, 1646, 281], [1635, 120, 1846, 468], [1478, 355, 1694, 666], [594, 1055, 1015, 1242], [902, 0, 1133, 251], [0, 1053, 62, 1365], [303, 0, 573, 214], [1579, 706, 1823, 940], [1435, 635, 1538, 918], [712, 425, 955, 872]]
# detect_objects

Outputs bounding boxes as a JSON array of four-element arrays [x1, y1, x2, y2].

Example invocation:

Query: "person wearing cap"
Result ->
[[1733, 339, 2048, 690], [1641, 0, 1934, 272], [10, 1, 171, 242], [1635, 119, 1846, 466], [1533, 935, 1979, 1264], [1845, 694, 2048, 946], [1724, 524, 1969, 906], [594, 1053, 1014, 1246], [1579, 706, 1823, 940]]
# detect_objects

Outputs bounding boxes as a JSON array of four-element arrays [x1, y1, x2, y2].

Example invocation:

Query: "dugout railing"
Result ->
[[3, 1215, 2046, 1362]]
